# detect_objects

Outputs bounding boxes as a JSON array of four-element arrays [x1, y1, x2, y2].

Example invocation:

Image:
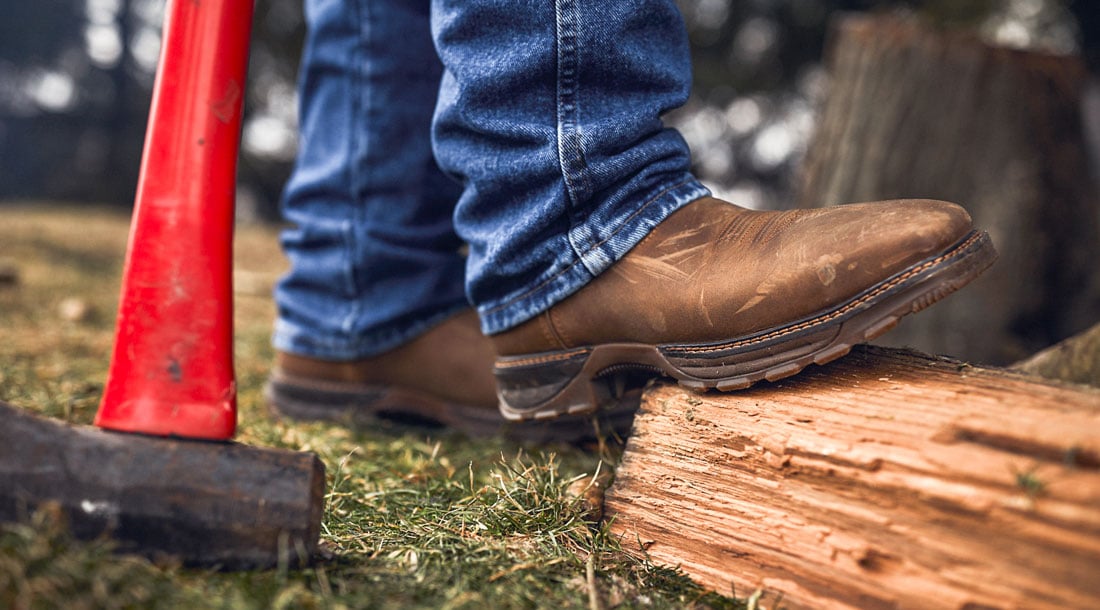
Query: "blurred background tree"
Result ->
[[673, 0, 1096, 208], [1, 0, 1094, 217]]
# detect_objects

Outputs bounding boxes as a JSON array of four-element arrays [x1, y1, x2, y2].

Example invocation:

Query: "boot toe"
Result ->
[[828, 199, 974, 282], [889, 198, 973, 254]]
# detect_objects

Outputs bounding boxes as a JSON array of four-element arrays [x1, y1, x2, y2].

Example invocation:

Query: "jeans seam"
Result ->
[[340, 0, 370, 334], [555, 0, 593, 257], [480, 177, 698, 316]]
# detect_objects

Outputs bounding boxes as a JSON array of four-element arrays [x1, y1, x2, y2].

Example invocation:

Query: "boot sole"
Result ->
[[264, 374, 638, 444], [494, 230, 997, 421]]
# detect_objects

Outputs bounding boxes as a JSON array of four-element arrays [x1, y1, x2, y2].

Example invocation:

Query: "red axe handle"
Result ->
[[97, 0, 255, 439]]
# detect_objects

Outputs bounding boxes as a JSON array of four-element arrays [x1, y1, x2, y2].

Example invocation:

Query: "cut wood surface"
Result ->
[[604, 346, 1100, 610]]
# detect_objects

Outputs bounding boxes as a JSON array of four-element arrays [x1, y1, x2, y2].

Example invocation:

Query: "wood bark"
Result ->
[[604, 346, 1100, 610], [798, 14, 1100, 365], [0, 401, 325, 568]]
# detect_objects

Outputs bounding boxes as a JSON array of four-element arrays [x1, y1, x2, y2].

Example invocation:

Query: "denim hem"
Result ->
[[477, 177, 710, 335], [273, 299, 469, 361]]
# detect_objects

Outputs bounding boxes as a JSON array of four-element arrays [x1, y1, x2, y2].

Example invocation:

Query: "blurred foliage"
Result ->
[[0, 1, 84, 62], [920, 0, 999, 27], [0, 0, 1093, 216], [0, 0, 306, 216]]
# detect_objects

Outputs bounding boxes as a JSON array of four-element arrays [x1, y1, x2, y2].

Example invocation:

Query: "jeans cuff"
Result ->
[[273, 299, 469, 360], [476, 177, 710, 335]]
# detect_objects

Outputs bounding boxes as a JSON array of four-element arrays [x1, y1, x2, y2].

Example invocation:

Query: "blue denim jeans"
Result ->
[[274, 0, 709, 360]]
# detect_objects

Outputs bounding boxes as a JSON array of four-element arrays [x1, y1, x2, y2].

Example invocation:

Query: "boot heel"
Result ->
[[494, 350, 605, 420], [494, 343, 681, 420]]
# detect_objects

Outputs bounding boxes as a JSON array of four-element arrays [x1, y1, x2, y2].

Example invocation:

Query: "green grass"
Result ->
[[0, 204, 745, 609]]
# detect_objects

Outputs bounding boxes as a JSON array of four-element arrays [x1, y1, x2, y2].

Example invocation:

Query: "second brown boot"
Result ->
[[491, 197, 997, 421], [264, 310, 638, 442]]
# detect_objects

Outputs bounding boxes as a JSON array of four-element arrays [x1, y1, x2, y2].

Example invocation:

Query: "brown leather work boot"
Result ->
[[265, 310, 637, 442], [491, 197, 997, 421]]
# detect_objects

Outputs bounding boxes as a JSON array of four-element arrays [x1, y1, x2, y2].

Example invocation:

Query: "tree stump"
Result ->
[[798, 13, 1100, 365], [604, 346, 1100, 609], [1012, 320, 1100, 388]]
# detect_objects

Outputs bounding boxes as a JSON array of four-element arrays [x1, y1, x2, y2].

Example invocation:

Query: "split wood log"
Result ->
[[0, 400, 325, 568], [604, 346, 1100, 610], [798, 13, 1100, 365]]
